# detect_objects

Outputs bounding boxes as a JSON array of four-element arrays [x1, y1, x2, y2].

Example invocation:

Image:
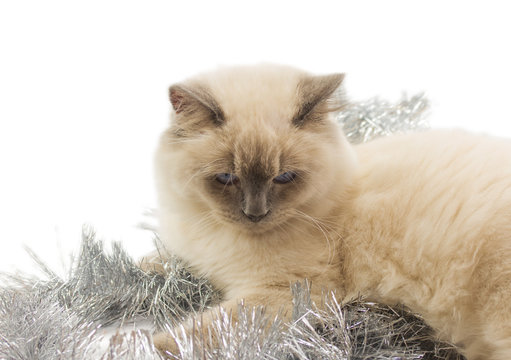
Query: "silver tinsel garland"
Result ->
[[0, 94, 463, 360], [338, 93, 429, 143]]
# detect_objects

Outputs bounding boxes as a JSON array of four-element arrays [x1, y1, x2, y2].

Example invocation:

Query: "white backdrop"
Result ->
[[1, 0, 510, 276]]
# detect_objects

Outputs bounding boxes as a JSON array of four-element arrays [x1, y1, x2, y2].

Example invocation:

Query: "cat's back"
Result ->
[[351, 129, 511, 247], [346, 129, 511, 307], [345, 130, 511, 357], [353, 129, 511, 217]]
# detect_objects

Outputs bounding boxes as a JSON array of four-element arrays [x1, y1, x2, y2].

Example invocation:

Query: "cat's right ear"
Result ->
[[169, 84, 224, 132]]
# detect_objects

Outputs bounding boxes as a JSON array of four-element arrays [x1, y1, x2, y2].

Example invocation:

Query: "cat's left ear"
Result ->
[[293, 73, 345, 127]]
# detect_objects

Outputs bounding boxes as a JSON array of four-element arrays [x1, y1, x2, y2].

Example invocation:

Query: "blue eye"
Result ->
[[273, 171, 296, 184], [215, 173, 239, 185]]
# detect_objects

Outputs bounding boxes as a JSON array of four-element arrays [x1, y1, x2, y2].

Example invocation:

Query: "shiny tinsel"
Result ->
[[163, 281, 462, 360], [0, 227, 463, 360], [0, 287, 100, 359], [0, 230, 219, 360], [101, 329, 159, 360], [0, 94, 464, 360], [337, 93, 429, 144]]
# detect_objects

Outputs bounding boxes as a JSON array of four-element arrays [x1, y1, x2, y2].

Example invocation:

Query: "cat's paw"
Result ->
[[138, 250, 168, 275], [139, 259, 166, 275], [153, 331, 180, 359]]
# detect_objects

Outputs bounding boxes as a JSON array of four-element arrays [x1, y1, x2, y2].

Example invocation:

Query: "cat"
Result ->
[[149, 64, 511, 360]]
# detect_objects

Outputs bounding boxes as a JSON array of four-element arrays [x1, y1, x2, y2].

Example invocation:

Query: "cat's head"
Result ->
[[156, 65, 355, 235]]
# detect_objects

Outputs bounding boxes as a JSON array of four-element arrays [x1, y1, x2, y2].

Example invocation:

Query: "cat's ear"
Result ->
[[169, 84, 224, 129], [293, 73, 345, 127]]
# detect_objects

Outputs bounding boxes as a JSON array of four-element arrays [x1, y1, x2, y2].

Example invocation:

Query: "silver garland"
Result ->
[[337, 93, 429, 144], [0, 287, 100, 359], [0, 94, 463, 360], [164, 281, 462, 360]]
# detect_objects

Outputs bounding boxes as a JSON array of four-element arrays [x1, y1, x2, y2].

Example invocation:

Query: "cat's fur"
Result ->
[[151, 64, 511, 360]]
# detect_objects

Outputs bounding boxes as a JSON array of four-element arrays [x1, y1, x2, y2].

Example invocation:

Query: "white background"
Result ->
[[1, 1, 510, 277]]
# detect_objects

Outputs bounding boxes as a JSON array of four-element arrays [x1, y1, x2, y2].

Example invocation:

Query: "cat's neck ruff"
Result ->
[[160, 203, 341, 298]]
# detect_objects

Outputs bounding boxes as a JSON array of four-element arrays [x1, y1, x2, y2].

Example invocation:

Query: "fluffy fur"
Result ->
[[152, 64, 511, 360]]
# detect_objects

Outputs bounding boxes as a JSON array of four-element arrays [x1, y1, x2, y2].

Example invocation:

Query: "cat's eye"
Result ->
[[215, 173, 239, 185], [273, 171, 296, 184]]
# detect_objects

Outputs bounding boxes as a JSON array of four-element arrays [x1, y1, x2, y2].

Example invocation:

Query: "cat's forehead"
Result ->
[[215, 125, 307, 178], [194, 65, 305, 126], [232, 129, 280, 173]]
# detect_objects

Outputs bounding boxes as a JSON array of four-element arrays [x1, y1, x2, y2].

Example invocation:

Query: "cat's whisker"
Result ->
[[182, 158, 224, 190], [293, 209, 339, 235], [166, 137, 204, 146], [181, 209, 220, 231], [191, 213, 219, 233], [275, 222, 293, 243], [292, 209, 338, 266], [294, 209, 344, 269], [294, 171, 324, 196]]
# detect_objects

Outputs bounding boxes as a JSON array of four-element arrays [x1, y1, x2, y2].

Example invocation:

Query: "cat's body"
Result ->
[[152, 64, 511, 359], [343, 130, 511, 358]]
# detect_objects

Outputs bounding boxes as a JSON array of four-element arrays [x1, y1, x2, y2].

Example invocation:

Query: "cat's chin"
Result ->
[[239, 222, 280, 236], [232, 220, 279, 236]]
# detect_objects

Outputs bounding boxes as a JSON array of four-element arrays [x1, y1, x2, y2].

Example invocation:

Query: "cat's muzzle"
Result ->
[[242, 210, 270, 223]]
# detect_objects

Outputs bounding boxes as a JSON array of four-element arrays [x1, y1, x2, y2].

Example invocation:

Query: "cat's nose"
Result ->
[[243, 211, 269, 223], [242, 189, 270, 222]]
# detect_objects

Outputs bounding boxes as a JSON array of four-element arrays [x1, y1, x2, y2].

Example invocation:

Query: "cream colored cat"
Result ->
[[151, 64, 511, 360]]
